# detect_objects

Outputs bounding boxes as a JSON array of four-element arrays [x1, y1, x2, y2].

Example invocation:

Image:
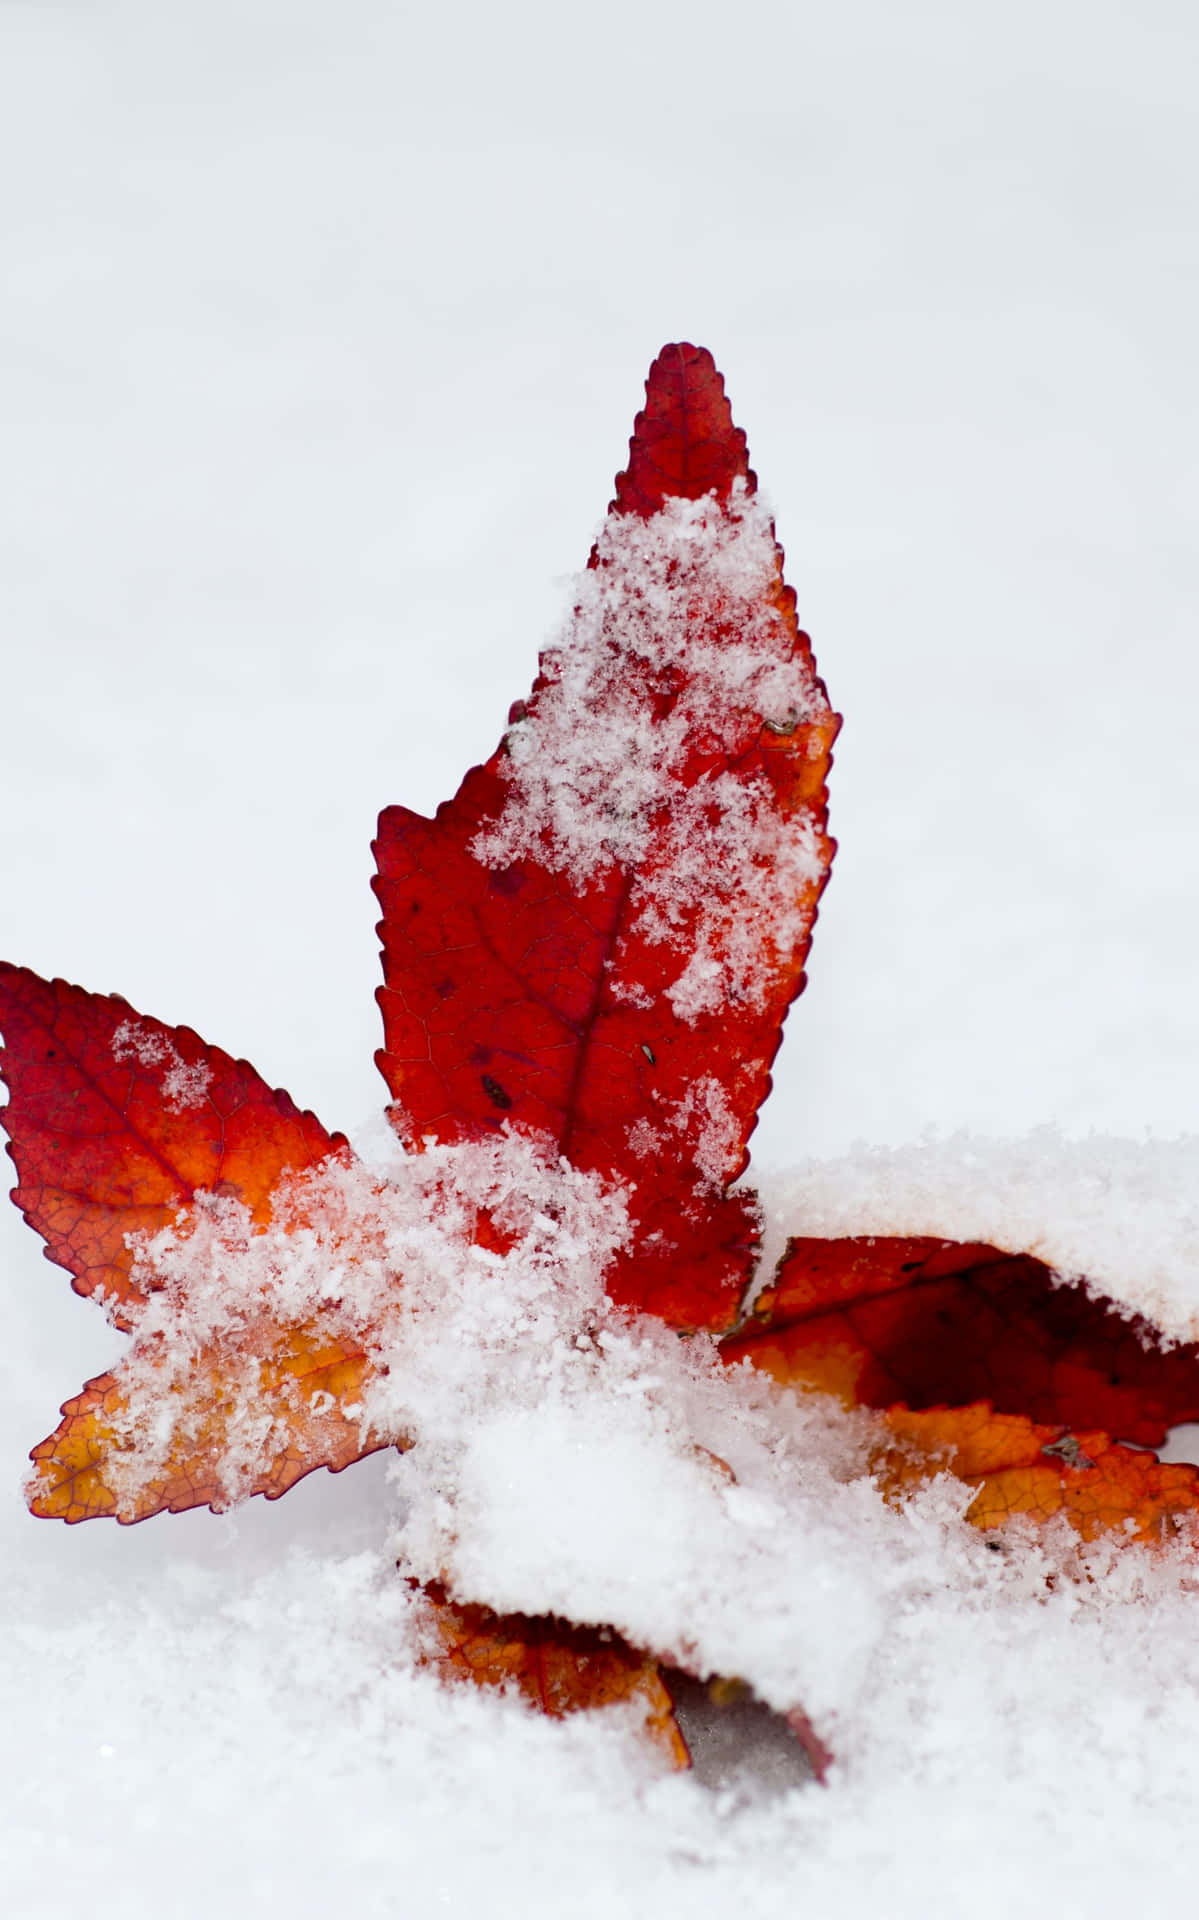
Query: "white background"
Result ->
[[3, 4, 1199, 1913]]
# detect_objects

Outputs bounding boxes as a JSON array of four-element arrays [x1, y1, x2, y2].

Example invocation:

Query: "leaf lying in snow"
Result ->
[[29, 1325, 380, 1523], [373, 343, 839, 1333], [722, 1233, 1199, 1449], [725, 1232, 1199, 1542], [873, 1403, 1199, 1544], [415, 1581, 689, 1767], [414, 1581, 828, 1790]]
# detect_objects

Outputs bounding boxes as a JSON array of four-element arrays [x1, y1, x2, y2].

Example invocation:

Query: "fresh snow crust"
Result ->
[[9, 1501, 1199, 1920], [14, 1127, 1199, 1918], [758, 1132, 1199, 1343]]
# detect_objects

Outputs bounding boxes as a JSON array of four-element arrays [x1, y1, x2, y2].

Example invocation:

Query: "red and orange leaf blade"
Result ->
[[725, 1233, 1199, 1545], [0, 966, 390, 1522], [416, 1582, 689, 1767], [415, 1584, 827, 1780], [874, 1402, 1199, 1545], [723, 1234, 1199, 1449], [28, 1328, 383, 1523], [374, 344, 839, 1331], [0, 965, 345, 1327]]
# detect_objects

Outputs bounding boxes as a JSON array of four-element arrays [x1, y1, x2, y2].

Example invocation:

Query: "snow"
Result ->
[[70, 1135, 629, 1517], [759, 1133, 1199, 1343], [473, 483, 832, 1026], [6, 2, 1199, 1914], [112, 1020, 214, 1112], [23, 1128, 1199, 1920], [11, 1404, 1199, 1919]]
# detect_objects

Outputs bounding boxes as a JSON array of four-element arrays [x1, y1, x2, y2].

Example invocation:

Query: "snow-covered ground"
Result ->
[[4, 4, 1199, 1914]]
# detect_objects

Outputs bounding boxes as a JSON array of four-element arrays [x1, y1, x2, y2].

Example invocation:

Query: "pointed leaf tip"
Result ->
[[612, 343, 753, 516]]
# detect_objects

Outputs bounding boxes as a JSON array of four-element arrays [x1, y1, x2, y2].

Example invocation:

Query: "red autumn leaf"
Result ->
[[414, 1580, 827, 1785], [0, 965, 387, 1522], [724, 1233, 1199, 1541], [0, 964, 343, 1327], [415, 1581, 690, 1767], [372, 342, 840, 1332], [28, 1326, 382, 1525], [722, 1233, 1199, 1448]]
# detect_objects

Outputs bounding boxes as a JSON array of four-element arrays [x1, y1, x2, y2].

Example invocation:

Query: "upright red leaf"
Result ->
[[374, 345, 840, 1330]]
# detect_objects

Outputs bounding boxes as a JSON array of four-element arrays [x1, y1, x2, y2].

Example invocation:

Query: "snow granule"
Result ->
[[112, 1019, 213, 1111]]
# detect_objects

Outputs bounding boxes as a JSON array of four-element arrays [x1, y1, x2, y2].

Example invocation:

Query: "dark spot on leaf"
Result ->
[[481, 1075, 512, 1110], [488, 865, 525, 897], [1041, 1435, 1096, 1472]]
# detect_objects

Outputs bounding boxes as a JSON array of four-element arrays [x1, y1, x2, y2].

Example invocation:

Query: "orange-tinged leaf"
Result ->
[[723, 1234, 1199, 1449], [416, 1582, 689, 1767], [0, 965, 345, 1328], [874, 1401, 1199, 1544], [0, 967, 391, 1521], [374, 345, 839, 1331], [415, 1583, 830, 1782], [28, 1325, 382, 1523]]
